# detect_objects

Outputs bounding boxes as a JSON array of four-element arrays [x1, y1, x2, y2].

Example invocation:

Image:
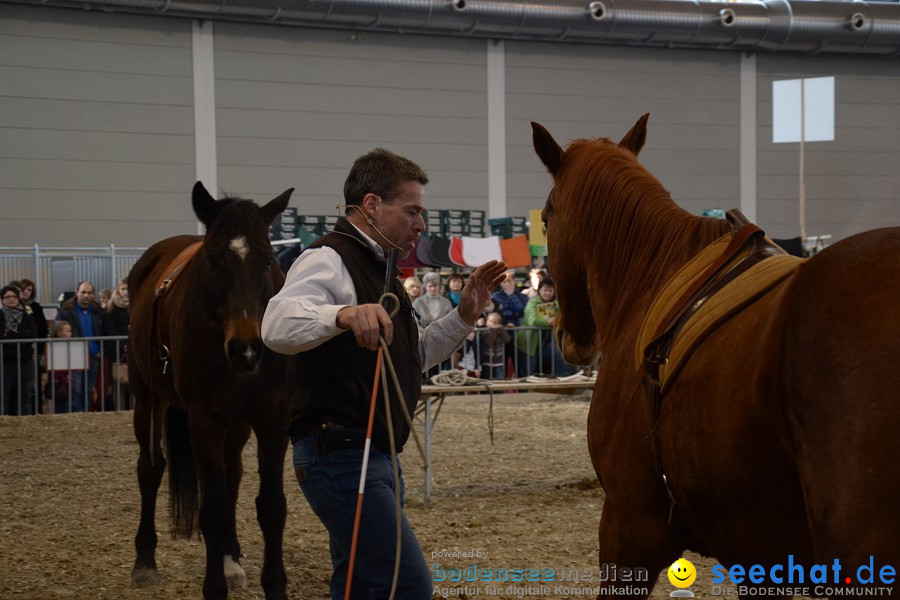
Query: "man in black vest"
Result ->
[[263, 148, 506, 599]]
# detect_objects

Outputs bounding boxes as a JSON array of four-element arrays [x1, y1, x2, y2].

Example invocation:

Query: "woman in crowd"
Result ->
[[444, 273, 465, 308], [104, 278, 130, 410], [12, 279, 48, 342], [403, 275, 423, 303], [412, 272, 452, 327], [413, 272, 455, 378], [1, 285, 38, 415]]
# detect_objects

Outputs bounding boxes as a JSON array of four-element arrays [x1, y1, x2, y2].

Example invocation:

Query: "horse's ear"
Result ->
[[259, 188, 294, 226], [531, 121, 565, 175], [192, 181, 220, 227], [618, 113, 649, 156]]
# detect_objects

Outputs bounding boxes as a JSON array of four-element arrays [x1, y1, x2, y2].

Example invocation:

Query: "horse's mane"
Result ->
[[556, 138, 731, 340]]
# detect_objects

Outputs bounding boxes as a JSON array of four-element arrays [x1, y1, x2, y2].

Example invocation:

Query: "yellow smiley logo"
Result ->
[[667, 558, 697, 588]]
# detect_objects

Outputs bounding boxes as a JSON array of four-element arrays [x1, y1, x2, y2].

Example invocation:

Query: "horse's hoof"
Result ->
[[226, 572, 247, 592], [131, 566, 160, 588], [224, 555, 247, 592]]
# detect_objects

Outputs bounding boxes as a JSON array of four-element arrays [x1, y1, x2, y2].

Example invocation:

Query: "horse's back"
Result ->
[[781, 226, 900, 564], [130, 235, 201, 294]]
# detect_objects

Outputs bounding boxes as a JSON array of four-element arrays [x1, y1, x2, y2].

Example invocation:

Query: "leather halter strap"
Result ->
[[155, 241, 203, 298]]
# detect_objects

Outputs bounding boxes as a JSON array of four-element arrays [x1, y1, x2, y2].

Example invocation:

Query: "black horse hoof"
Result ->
[[131, 565, 161, 588]]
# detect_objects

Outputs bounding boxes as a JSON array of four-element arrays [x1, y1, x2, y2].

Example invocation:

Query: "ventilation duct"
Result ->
[[6, 0, 900, 55]]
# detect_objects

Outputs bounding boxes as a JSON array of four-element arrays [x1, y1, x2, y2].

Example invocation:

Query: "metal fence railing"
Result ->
[[429, 325, 585, 382], [0, 335, 130, 416], [0, 326, 585, 416], [0, 245, 145, 308]]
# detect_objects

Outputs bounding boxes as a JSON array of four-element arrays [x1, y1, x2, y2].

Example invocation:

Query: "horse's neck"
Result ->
[[592, 213, 726, 346]]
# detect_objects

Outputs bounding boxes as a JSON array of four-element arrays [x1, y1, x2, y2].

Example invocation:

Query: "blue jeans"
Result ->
[[292, 436, 432, 600], [67, 354, 99, 413], [519, 341, 576, 377]]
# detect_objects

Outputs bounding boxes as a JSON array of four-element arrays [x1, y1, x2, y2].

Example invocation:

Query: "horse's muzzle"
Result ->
[[227, 337, 263, 373]]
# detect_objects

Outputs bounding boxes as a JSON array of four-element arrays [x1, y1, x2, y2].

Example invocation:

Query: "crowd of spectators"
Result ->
[[0, 277, 130, 416], [1, 268, 579, 414], [406, 267, 582, 380]]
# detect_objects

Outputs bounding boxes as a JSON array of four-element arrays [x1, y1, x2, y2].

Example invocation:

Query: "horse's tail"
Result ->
[[164, 405, 199, 539]]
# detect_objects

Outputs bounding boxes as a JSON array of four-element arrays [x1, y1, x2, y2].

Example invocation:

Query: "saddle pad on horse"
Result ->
[[636, 235, 805, 394]]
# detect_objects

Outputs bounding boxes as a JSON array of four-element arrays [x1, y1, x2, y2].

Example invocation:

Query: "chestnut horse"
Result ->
[[532, 115, 900, 598], [128, 182, 293, 599]]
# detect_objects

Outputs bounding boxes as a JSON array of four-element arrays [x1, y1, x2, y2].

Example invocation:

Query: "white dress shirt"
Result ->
[[262, 224, 472, 371]]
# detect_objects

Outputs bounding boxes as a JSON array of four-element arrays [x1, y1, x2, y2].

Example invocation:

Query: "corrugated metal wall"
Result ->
[[756, 53, 900, 240], [504, 43, 741, 220], [0, 6, 197, 247], [1, 4, 899, 248], [212, 22, 489, 214]]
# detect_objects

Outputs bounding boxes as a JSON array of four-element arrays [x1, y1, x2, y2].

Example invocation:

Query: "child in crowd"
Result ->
[[517, 277, 575, 377], [479, 311, 510, 379], [45, 320, 73, 414]]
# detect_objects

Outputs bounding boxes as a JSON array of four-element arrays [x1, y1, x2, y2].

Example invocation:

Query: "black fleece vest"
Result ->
[[287, 217, 421, 453]]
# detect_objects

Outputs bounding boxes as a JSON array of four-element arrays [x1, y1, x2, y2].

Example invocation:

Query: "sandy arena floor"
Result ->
[[2, 391, 733, 599]]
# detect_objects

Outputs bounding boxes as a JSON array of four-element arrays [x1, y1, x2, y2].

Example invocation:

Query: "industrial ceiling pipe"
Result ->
[[3, 0, 900, 55]]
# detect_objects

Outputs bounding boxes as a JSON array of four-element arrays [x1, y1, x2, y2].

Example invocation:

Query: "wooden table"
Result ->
[[415, 380, 595, 507]]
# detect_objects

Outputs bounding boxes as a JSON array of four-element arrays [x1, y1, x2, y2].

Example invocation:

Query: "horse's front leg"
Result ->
[[192, 413, 231, 600], [131, 383, 166, 587], [224, 423, 252, 593], [253, 414, 289, 600], [595, 494, 683, 600]]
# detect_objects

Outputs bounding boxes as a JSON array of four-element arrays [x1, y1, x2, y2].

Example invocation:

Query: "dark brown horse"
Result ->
[[128, 182, 293, 599], [532, 115, 900, 598]]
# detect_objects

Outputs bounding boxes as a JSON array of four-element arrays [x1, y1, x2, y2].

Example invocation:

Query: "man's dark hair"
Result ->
[[342, 148, 429, 211]]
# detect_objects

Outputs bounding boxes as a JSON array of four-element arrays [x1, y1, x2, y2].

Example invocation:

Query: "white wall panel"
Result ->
[[0, 6, 196, 246], [213, 23, 489, 215], [505, 43, 741, 222], [757, 54, 900, 240]]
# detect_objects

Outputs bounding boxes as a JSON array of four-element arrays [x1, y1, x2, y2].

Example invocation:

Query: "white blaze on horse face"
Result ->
[[229, 236, 250, 261]]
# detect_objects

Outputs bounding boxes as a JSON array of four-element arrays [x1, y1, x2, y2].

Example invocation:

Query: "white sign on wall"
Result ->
[[772, 76, 835, 143]]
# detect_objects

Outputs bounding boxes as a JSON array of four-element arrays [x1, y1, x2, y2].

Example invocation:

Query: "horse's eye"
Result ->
[[263, 257, 274, 270], [205, 255, 218, 268]]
